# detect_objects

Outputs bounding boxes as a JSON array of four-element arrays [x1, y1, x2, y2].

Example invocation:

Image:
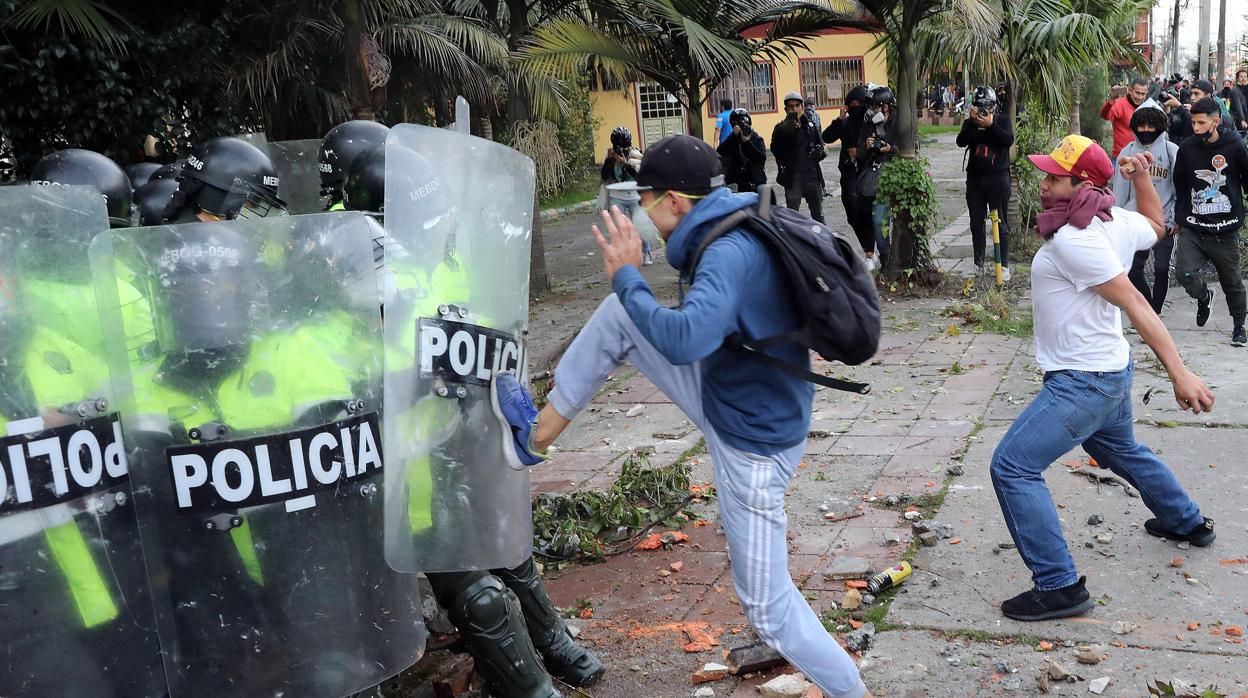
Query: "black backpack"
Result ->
[[687, 185, 881, 394]]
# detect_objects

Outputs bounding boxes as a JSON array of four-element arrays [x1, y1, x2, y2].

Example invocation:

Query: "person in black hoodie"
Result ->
[[771, 92, 826, 223], [1173, 97, 1248, 346], [823, 85, 870, 256], [856, 85, 899, 269], [717, 108, 767, 194], [957, 85, 1015, 279]]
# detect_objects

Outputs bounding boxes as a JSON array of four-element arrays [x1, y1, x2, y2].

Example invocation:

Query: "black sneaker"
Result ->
[[1145, 516, 1216, 547], [1233, 326, 1246, 347], [1001, 576, 1093, 621], [1197, 288, 1215, 327]]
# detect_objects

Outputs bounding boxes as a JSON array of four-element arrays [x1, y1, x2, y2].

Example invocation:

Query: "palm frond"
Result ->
[[7, 0, 136, 53]]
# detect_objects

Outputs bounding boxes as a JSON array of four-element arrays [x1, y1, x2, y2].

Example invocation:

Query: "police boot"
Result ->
[[446, 574, 563, 698], [496, 556, 605, 687]]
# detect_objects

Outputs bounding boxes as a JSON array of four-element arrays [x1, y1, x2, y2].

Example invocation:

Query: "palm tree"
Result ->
[[519, 0, 869, 136]]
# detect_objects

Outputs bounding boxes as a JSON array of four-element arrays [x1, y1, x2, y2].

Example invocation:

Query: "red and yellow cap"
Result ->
[[1027, 134, 1113, 187]]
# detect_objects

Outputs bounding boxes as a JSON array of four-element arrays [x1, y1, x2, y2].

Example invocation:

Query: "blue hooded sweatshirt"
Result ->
[[610, 188, 813, 455]]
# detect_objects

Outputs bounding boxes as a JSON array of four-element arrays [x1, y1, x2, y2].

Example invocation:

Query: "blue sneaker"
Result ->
[[491, 371, 547, 470]]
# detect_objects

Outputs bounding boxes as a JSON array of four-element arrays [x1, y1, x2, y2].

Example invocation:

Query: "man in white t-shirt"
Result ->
[[991, 135, 1217, 622]]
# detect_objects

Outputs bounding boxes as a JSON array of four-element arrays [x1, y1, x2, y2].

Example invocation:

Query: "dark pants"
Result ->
[[1174, 228, 1247, 324], [1128, 235, 1175, 315], [785, 179, 824, 223], [966, 172, 1012, 267], [842, 175, 874, 253]]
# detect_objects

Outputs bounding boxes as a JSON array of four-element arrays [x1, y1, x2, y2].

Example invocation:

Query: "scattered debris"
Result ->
[[566, 621, 582, 639], [1170, 557, 1185, 568], [1076, 646, 1103, 665], [912, 520, 955, 539], [1110, 621, 1136, 635], [759, 673, 811, 698], [861, 593, 876, 606], [844, 622, 875, 652], [949, 537, 962, 545], [1226, 626, 1243, 637], [995, 661, 1018, 675], [823, 511, 865, 523], [1096, 532, 1114, 544], [883, 530, 904, 546], [634, 531, 691, 551], [625, 404, 645, 418], [1177, 541, 1191, 550], [1038, 641, 1053, 652], [841, 588, 863, 611], [1002, 676, 1022, 691], [692, 663, 729, 684], [920, 532, 938, 546], [694, 687, 716, 698], [903, 510, 923, 521], [670, 561, 684, 573], [1088, 676, 1111, 694], [1187, 621, 1200, 631], [823, 557, 871, 580], [1087, 514, 1104, 526], [659, 570, 671, 578], [1046, 660, 1072, 681], [866, 562, 912, 594], [1067, 468, 1138, 498], [947, 463, 965, 476], [430, 654, 475, 698], [726, 642, 786, 675]]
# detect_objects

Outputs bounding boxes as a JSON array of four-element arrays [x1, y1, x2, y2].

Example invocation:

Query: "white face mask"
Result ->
[[871, 110, 887, 124], [632, 206, 662, 249]]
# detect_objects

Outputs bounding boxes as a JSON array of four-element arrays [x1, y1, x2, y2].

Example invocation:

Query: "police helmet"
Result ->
[[133, 178, 180, 226], [867, 86, 896, 108], [972, 85, 998, 112], [150, 160, 184, 182], [342, 144, 385, 216], [31, 149, 133, 227], [610, 127, 633, 150], [319, 120, 390, 200], [167, 138, 285, 220], [385, 144, 454, 244], [728, 108, 752, 128], [141, 222, 263, 366], [126, 162, 163, 190]]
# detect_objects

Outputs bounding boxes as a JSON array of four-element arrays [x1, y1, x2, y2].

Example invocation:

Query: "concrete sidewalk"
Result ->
[[531, 213, 1247, 697]]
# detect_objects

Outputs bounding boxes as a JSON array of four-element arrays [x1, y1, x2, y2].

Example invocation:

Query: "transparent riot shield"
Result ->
[[267, 139, 325, 214], [235, 131, 269, 149], [382, 124, 536, 572], [91, 212, 425, 697], [0, 185, 166, 697]]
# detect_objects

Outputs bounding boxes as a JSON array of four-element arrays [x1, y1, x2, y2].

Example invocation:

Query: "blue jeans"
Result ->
[[871, 201, 889, 265], [610, 199, 650, 256], [990, 363, 1204, 591]]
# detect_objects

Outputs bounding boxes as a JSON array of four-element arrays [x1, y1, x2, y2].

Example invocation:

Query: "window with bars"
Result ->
[[799, 58, 864, 109], [639, 84, 685, 119], [706, 64, 776, 115]]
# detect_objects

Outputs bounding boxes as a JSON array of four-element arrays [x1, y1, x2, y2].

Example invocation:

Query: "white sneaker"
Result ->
[[642, 250, 653, 266], [1001, 267, 1011, 282]]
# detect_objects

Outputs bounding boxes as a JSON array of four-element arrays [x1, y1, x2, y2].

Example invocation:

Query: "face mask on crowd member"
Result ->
[[1190, 98, 1222, 142]]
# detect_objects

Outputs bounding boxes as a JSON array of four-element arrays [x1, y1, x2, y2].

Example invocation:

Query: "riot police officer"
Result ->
[[0, 185, 165, 698], [319, 119, 391, 210], [163, 136, 286, 223], [345, 145, 605, 698]]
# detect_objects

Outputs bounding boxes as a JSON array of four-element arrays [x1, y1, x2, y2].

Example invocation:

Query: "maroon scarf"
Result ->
[[1035, 186, 1116, 239]]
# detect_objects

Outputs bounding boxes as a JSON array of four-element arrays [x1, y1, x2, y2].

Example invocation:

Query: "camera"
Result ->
[[867, 139, 886, 154]]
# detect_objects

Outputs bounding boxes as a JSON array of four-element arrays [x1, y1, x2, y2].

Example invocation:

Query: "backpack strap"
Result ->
[[725, 339, 871, 395]]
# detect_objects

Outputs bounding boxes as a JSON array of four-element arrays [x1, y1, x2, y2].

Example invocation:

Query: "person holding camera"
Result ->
[[717, 108, 767, 194], [957, 85, 1015, 280], [823, 85, 871, 256], [771, 92, 827, 223], [1101, 78, 1150, 158], [854, 85, 898, 270], [600, 126, 652, 264]]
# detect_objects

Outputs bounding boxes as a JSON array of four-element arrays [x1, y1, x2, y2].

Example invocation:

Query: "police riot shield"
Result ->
[[382, 124, 536, 572], [235, 131, 269, 149], [267, 139, 325, 214], [0, 185, 166, 697], [90, 212, 425, 697]]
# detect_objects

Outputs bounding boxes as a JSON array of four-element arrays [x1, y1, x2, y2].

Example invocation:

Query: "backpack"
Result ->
[[687, 185, 881, 394]]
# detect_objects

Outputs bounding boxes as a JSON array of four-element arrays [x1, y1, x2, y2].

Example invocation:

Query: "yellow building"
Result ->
[[590, 28, 889, 159]]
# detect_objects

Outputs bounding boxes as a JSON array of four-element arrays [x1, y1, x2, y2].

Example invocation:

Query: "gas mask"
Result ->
[[871, 110, 887, 125]]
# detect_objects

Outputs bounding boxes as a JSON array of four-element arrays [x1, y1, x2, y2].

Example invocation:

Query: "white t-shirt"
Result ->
[[1030, 207, 1157, 372]]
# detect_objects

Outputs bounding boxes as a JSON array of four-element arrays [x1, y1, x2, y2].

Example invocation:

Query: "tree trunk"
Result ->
[[505, 0, 533, 126], [340, 0, 374, 120], [529, 189, 551, 296], [893, 44, 919, 157], [685, 80, 704, 137]]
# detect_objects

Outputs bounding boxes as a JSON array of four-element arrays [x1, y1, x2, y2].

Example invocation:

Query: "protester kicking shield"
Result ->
[[488, 135, 874, 698]]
